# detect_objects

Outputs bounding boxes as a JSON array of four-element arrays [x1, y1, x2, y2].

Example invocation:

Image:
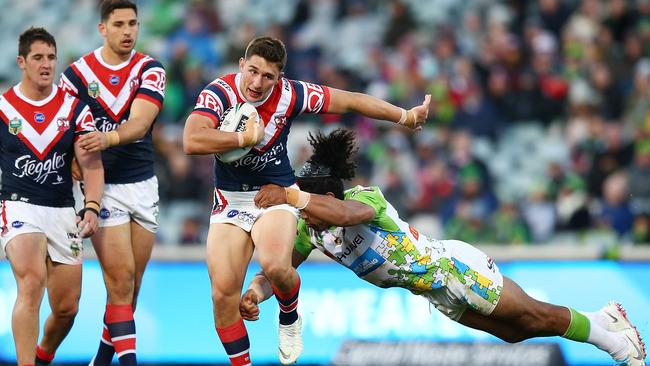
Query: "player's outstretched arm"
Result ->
[[327, 89, 431, 130], [255, 184, 376, 226], [74, 141, 104, 238], [240, 249, 307, 321], [78, 98, 161, 152], [182, 113, 263, 155]]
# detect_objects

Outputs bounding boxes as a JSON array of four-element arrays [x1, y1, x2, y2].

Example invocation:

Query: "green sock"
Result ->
[[562, 307, 590, 342]]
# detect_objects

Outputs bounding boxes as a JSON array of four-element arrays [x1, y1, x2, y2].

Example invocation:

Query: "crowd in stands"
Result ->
[[2, 0, 650, 247]]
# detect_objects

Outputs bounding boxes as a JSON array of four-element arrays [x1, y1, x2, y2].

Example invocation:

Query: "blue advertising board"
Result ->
[[1, 260, 649, 365]]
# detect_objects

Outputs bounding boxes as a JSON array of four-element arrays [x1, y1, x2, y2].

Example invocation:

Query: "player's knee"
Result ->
[[105, 270, 135, 294], [52, 300, 79, 320], [16, 272, 46, 299], [211, 288, 238, 310], [259, 262, 291, 285]]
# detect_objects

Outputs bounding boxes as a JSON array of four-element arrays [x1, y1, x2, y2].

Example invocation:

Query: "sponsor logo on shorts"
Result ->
[[99, 208, 111, 219], [11, 221, 24, 228], [227, 209, 239, 218]]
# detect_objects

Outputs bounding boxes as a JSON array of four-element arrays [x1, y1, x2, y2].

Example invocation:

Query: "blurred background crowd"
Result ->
[[1, 0, 650, 248]]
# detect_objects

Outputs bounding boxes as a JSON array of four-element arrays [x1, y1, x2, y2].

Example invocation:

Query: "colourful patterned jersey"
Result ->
[[0, 84, 95, 207], [294, 186, 498, 300], [59, 48, 165, 184], [190, 73, 330, 191]]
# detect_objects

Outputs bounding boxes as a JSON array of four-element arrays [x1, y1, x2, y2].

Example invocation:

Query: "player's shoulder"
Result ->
[[134, 51, 164, 69], [208, 73, 237, 87]]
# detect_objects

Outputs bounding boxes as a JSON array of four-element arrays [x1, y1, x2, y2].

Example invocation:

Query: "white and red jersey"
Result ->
[[59, 47, 165, 184], [191, 73, 330, 191], [0, 84, 95, 207]]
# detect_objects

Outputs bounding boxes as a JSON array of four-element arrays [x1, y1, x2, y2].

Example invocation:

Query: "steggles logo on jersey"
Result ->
[[56, 117, 70, 132], [13, 151, 66, 184], [109, 75, 120, 85], [34, 112, 45, 123], [232, 144, 284, 172], [8, 117, 22, 135], [88, 81, 100, 98]]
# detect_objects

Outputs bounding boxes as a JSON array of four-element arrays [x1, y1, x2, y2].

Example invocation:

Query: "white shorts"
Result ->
[[210, 188, 299, 232], [98, 176, 159, 233], [0, 201, 83, 264], [423, 240, 504, 321]]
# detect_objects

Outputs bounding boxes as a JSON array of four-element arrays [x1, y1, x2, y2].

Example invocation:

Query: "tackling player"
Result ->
[[59, 1, 165, 365], [245, 129, 647, 366], [0, 27, 103, 366], [183, 36, 430, 365]]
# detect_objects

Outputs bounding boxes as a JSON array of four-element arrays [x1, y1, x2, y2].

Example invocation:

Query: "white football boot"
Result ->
[[599, 302, 646, 366], [278, 315, 303, 365]]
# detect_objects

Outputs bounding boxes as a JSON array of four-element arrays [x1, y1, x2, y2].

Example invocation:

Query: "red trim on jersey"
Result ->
[[191, 110, 219, 128], [135, 93, 162, 110], [0, 88, 70, 160], [71, 51, 151, 122], [257, 79, 295, 153]]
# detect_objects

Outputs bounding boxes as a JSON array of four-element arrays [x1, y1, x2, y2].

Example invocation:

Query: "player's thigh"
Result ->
[[251, 209, 297, 266], [91, 223, 135, 276], [45, 258, 81, 315], [130, 220, 154, 276], [206, 223, 253, 295], [5, 233, 48, 283]]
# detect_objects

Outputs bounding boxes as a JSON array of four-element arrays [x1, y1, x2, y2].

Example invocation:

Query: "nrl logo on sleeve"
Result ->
[[88, 81, 100, 98], [8, 117, 22, 135]]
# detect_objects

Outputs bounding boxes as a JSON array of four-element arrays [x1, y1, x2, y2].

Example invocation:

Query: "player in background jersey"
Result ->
[[58, 1, 165, 365], [0, 27, 104, 366], [183, 36, 430, 365], [243, 129, 647, 366]]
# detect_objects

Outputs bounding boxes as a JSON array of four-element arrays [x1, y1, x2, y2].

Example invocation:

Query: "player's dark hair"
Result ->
[[100, 0, 138, 23], [297, 129, 358, 200], [244, 36, 287, 72], [18, 27, 56, 58]]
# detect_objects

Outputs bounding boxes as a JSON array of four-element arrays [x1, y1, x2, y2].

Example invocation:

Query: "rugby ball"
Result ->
[[215, 102, 259, 163]]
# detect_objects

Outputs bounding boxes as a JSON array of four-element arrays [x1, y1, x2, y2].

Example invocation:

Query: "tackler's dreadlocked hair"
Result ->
[[296, 129, 358, 200]]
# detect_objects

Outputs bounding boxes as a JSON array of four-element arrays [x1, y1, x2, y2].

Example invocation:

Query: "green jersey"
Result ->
[[295, 185, 449, 294]]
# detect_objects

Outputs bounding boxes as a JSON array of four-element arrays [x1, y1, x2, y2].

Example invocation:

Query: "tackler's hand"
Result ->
[[240, 289, 261, 321], [254, 184, 287, 208]]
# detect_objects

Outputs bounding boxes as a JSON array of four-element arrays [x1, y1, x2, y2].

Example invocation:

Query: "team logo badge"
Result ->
[[129, 77, 140, 91], [8, 117, 22, 135], [109, 75, 120, 85], [56, 117, 70, 132], [274, 115, 287, 129], [34, 112, 45, 123], [88, 81, 100, 98]]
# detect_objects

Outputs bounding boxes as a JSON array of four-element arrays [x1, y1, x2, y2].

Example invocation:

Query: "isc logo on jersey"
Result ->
[[214, 102, 258, 163]]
